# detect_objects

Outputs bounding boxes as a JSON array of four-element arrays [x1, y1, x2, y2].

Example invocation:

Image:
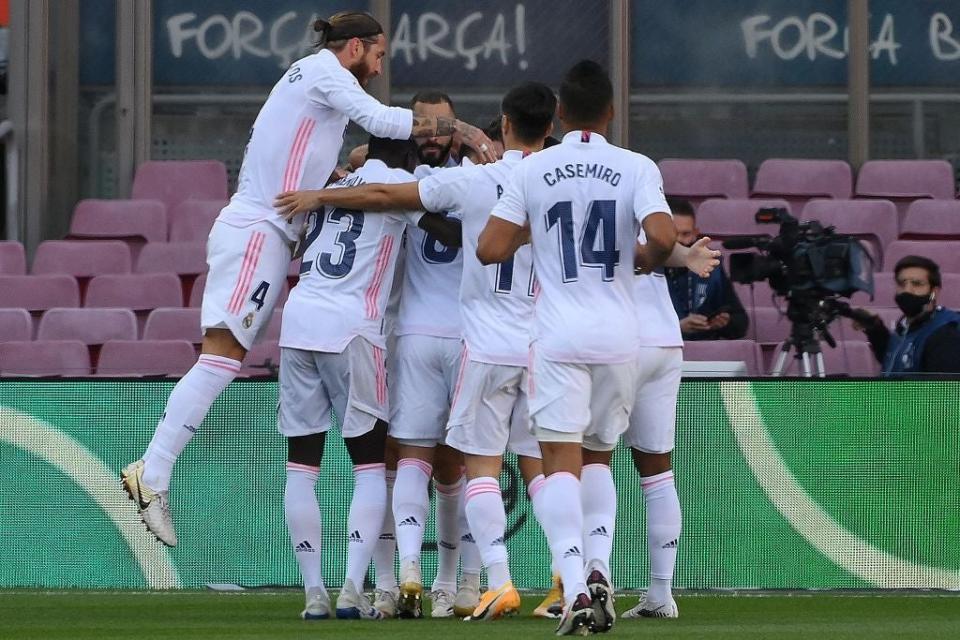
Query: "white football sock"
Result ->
[[344, 464, 387, 589], [142, 354, 240, 491], [373, 469, 397, 590], [465, 477, 511, 590], [527, 474, 557, 576], [540, 472, 586, 605], [393, 458, 432, 566], [432, 476, 464, 593], [581, 463, 616, 579], [284, 463, 325, 593], [458, 483, 482, 579], [643, 470, 681, 603]]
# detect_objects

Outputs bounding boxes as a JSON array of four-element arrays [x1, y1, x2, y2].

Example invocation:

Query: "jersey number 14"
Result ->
[[546, 200, 620, 282]]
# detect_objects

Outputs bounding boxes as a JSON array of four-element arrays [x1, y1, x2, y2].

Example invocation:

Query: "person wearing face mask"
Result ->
[[852, 255, 960, 375], [664, 199, 748, 340]]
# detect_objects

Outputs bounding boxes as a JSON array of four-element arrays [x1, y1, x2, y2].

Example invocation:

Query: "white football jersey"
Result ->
[[218, 49, 413, 242], [394, 159, 463, 338], [279, 160, 421, 353], [634, 273, 683, 347], [490, 131, 670, 363], [419, 150, 534, 366]]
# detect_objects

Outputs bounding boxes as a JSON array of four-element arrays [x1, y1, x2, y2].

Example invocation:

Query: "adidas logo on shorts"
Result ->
[[295, 540, 316, 553]]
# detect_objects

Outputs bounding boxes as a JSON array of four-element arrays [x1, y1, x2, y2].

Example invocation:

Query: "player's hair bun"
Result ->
[[313, 18, 332, 35]]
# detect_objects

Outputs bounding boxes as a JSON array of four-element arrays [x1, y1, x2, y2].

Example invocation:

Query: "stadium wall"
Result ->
[[0, 380, 956, 591]]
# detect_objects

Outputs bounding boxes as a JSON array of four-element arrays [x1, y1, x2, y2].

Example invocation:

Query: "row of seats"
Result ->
[[734, 275, 960, 311], [662, 158, 957, 213], [0, 339, 278, 377], [683, 339, 880, 377]]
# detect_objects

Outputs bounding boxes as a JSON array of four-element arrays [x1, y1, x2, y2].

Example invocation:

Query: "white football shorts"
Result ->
[[623, 347, 683, 453], [389, 334, 463, 447], [201, 220, 291, 351], [446, 360, 541, 459], [528, 348, 640, 452], [277, 336, 388, 439]]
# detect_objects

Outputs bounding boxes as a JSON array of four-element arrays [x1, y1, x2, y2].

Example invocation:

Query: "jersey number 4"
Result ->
[[546, 200, 620, 282]]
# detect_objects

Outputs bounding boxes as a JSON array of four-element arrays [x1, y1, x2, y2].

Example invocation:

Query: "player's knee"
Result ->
[[201, 328, 247, 362], [632, 448, 672, 476], [516, 455, 544, 484], [288, 433, 326, 466], [433, 445, 464, 483], [345, 420, 388, 466]]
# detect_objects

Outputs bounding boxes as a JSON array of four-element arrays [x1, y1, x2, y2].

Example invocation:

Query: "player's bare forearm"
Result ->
[[411, 116, 498, 163], [419, 213, 462, 248], [477, 217, 526, 264], [275, 182, 423, 219]]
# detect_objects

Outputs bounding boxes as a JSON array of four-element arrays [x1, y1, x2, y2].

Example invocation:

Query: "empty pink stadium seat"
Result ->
[[85, 273, 183, 312], [940, 274, 960, 308], [682, 340, 762, 375], [659, 159, 749, 206], [848, 272, 897, 308], [0, 309, 33, 342], [136, 242, 208, 276], [240, 340, 280, 377], [750, 307, 790, 345], [143, 308, 203, 344], [38, 308, 137, 344], [132, 161, 229, 213], [856, 160, 955, 200], [733, 280, 776, 310], [0, 275, 80, 311], [697, 199, 791, 238], [32, 240, 131, 277], [0, 241, 26, 275], [68, 199, 167, 246], [883, 240, 960, 273], [168, 200, 226, 242], [752, 160, 853, 209], [770, 340, 879, 376], [97, 340, 197, 376], [900, 200, 960, 240], [0, 340, 92, 376], [801, 199, 898, 268]]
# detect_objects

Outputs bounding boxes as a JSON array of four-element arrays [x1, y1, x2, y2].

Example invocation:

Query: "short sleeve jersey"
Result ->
[[218, 49, 413, 242], [490, 131, 670, 363], [279, 160, 421, 353], [419, 150, 534, 366]]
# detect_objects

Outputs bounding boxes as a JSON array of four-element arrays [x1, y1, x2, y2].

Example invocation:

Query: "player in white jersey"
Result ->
[[277, 82, 560, 622], [278, 136, 460, 620], [478, 61, 678, 636], [121, 11, 497, 549]]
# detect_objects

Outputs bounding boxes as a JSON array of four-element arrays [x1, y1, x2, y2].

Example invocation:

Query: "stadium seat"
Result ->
[[32, 240, 131, 277], [800, 199, 898, 269], [0, 308, 33, 342], [38, 308, 137, 345], [168, 199, 226, 242], [855, 160, 955, 216], [136, 242, 207, 276], [85, 273, 183, 310], [848, 272, 897, 308], [0, 340, 92, 376], [132, 161, 229, 213], [143, 308, 203, 345], [752, 159, 853, 213], [659, 159, 749, 206], [749, 307, 790, 345], [68, 199, 167, 247], [733, 280, 777, 310], [900, 200, 960, 240], [770, 340, 879, 377], [97, 340, 197, 376], [0, 275, 80, 311], [883, 240, 960, 273], [682, 340, 762, 375], [940, 274, 960, 308], [0, 241, 26, 275], [696, 198, 791, 238], [240, 340, 280, 377]]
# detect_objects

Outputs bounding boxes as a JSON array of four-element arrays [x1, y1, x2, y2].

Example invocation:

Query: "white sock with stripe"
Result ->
[[432, 476, 464, 593], [284, 463, 325, 594], [465, 477, 511, 590], [142, 354, 240, 491], [393, 458, 432, 565], [527, 474, 557, 577], [345, 464, 387, 589], [643, 470, 681, 604], [539, 472, 586, 605], [372, 469, 398, 590], [581, 463, 616, 579]]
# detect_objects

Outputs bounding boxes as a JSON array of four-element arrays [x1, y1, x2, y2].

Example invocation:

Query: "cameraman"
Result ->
[[665, 199, 748, 340], [852, 255, 960, 374]]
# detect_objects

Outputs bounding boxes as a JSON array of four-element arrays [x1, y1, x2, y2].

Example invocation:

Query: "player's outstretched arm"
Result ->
[[418, 213, 462, 249], [275, 182, 424, 219], [477, 217, 527, 265], [642, 236, 720, 276], [411, 116, 499, 163], [634, 212, 677, 273]]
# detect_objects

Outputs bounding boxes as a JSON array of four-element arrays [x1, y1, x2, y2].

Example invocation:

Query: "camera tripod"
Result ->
[[770, 296, 840, 378]]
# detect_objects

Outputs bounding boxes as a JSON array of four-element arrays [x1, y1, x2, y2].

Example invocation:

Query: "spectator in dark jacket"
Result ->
[[665, 199, 748, 341], [852, 255, 960, 374]]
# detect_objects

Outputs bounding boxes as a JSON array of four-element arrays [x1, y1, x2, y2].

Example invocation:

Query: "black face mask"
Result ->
[[895, 291, 932, 318]]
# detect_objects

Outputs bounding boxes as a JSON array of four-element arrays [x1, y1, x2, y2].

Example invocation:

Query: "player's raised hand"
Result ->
[[685, 236, 721, 278], [455, 120, 500, 163], [275, 190, 323, 219]]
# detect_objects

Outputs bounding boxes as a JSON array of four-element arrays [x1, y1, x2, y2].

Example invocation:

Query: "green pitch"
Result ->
[[2, 592, 959, 640]]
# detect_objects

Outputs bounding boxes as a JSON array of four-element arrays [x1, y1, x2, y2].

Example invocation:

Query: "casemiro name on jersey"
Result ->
[[542, 163, 622, 187]]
